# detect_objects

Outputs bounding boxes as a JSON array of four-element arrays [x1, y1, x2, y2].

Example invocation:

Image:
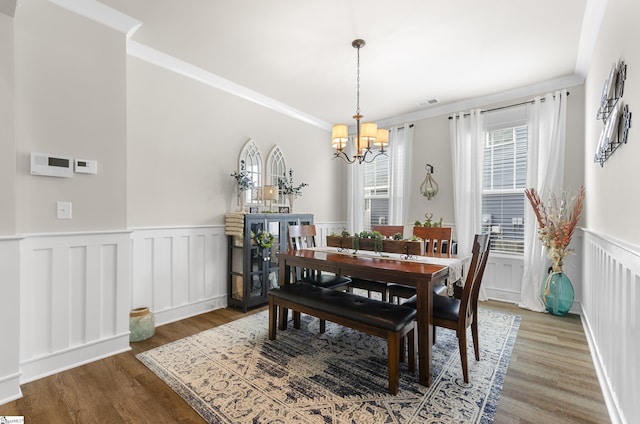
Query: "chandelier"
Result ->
[[331, 39, 389, 164]]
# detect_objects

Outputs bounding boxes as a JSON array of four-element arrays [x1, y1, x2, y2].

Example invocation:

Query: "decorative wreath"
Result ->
[[254, 231, 275, 249]]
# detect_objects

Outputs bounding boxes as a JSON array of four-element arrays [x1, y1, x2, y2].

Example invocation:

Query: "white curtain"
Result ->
[[449, 110, 487, 300], [389, 124, 414, 227], [519, 89, 568, 311]]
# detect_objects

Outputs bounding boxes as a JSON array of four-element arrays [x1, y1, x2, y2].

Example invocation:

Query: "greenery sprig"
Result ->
[[230, 160, 254, 191], [277, 168, 308, 197]]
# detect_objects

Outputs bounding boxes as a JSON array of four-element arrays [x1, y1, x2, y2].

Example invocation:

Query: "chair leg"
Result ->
[[458, 331, 469, 383], [319, 319, 326, 333], [471, 320, 480, 361], [407, 327, 416, 373], [293, 311, 301, 329], [268, 297, 277, 340], [279, 306, 288, 330]]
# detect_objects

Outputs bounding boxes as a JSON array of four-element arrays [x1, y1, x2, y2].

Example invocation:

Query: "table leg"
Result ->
[[278, 260, 290, 330], [416, 280, 433, 386]]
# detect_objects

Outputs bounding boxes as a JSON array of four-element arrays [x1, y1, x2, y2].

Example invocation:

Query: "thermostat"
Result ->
[[75, 158, 98, 174], [31, 152, 73, 178]]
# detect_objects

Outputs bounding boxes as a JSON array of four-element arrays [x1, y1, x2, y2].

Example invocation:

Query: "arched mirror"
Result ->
[[238, 139, 262, 205], [266, 146, 287, 205]]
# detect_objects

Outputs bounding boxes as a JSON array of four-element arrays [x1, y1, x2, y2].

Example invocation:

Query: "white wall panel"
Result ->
[[483, 254, 525, 303], [19, 231, 131, 383], [582, 230, 639, 424], [129, 226, 227, 326], [315, 222, 347, 246], [0, 238, 22, 404]]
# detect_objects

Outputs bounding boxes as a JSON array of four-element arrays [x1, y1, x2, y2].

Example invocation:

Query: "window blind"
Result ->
[[363, 154, 390, 228], [482, 126, 527, 254]]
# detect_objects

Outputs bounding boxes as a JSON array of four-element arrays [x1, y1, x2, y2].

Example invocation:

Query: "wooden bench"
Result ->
[[268, 282, 416, 395]]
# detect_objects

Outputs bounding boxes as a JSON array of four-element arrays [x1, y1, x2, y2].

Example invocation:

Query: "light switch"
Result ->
[[56, 201, 72, 219]]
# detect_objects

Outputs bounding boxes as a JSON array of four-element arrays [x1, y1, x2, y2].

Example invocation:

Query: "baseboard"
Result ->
[[484, 287, 521, 303], [20, 333, 131, 384], [0, 372, 23, 406], [154, 295, 228, 327]]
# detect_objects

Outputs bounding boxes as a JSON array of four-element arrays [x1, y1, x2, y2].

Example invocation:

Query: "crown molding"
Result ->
[[48, 0, 141, 37], [127, 41, 332, 131]]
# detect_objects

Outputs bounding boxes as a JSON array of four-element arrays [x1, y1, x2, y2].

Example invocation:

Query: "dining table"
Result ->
[[277, 247, 461, 387]]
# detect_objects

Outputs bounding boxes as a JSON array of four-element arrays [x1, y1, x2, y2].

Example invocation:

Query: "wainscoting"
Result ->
[[130, 226, 228, 326], [582, 230, 639, 424], [483, 253, 525, 303], [18, 231, 131, 384], [2, 226, 229, 404]]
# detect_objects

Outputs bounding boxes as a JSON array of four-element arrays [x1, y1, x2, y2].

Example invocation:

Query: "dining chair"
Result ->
[[388, 226, 454, 303], [402, 233, 490, 383], [287, 224, 353, 332], [287, 224, 352, 289]]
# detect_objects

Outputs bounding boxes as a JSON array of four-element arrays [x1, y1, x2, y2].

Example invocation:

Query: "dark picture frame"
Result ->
[[249, 206, 259, 213], [278, 206, 290, 214]]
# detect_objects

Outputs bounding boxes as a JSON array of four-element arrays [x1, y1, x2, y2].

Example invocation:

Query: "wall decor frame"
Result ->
[[594, 60, 632, 166]]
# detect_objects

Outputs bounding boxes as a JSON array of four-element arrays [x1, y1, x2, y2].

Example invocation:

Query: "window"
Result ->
[[363, 154, 389, 229], [482, 125, 527, 254]]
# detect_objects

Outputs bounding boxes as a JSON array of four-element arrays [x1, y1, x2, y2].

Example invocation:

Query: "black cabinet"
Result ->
[[227, 213, 313, 311]]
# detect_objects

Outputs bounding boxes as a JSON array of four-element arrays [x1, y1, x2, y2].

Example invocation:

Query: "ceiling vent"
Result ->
[[417, 98, 440, 108]]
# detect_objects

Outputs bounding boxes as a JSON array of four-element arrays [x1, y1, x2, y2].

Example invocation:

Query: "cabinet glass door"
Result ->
[[263, 218, 282, 288], [248, 221, 267, 300]]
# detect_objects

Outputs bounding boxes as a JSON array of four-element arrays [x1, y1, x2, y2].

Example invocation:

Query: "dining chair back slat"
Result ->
[[413, 226, 453, 254], [288, 224, 318, 250]]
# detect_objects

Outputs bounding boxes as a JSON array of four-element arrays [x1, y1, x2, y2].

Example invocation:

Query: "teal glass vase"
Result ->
[[541, 265, 574, 316]]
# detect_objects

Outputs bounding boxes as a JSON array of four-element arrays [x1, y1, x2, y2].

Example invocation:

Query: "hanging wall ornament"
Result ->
[[420, 164, 439, 199]]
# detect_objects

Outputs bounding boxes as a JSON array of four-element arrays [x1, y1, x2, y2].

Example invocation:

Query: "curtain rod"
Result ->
[[448, 91, 570, 120]]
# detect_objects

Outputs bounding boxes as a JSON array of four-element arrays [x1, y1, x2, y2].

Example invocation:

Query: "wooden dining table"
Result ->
[[277, 248, 450, 387]]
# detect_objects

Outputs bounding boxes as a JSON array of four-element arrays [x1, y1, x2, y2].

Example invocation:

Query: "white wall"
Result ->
[[581, 0, 640, 422], [584, 0, 639, 243], [0, 11, 15, 236], [14, 0, 128, 234], [126, 56, 346, 227]]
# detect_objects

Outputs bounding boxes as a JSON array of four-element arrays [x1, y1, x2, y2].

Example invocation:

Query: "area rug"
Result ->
[[137, 307, 520, 423]]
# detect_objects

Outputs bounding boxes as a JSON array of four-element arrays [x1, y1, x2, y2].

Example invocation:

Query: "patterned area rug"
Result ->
[[137, 307, 520, 423]]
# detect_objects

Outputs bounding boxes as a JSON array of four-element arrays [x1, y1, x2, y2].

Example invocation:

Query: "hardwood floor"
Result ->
[[0, 301, 610, 423]]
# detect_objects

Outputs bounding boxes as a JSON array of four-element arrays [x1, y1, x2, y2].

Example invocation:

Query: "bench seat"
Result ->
[[268, 282, 416, 394]]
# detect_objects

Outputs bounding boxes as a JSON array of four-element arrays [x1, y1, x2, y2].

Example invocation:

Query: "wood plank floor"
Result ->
[[0, 301, 610, 423]]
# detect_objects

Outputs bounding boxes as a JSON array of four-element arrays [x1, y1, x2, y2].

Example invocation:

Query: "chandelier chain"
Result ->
[[356, 44, 360, 116]]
